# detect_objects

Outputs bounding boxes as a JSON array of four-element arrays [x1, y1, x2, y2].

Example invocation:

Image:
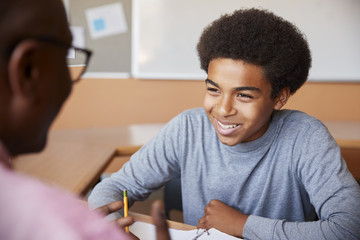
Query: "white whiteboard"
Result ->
[[132, 0, 360, 81]]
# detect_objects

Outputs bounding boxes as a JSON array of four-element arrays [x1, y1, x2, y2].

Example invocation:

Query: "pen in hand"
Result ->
[[123, 189, 129, 233]]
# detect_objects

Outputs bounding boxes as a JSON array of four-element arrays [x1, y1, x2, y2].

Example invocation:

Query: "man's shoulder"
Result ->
[[0, 167, 126, 240]]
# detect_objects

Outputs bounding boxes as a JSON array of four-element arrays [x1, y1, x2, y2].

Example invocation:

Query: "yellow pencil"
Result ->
[[123, 190, 129, 232]]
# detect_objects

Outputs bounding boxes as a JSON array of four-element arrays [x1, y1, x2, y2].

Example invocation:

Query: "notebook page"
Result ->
[[129, 221, 243, 240]]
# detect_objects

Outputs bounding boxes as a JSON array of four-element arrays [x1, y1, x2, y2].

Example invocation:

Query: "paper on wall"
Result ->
[[85, 2, 128, 40]]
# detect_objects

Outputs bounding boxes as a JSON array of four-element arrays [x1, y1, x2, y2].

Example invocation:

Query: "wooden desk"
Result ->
[[131, 211, 195, 231], [13, 124, 164, 195], [13, 139, 115, 195]]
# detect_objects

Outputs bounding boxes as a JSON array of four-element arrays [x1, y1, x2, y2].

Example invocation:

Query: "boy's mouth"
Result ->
[[215, 119, 241, 136]]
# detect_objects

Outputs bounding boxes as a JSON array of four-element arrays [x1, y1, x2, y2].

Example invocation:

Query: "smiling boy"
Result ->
[[89, 8, 360, 239], [204, 59, 288, 145]]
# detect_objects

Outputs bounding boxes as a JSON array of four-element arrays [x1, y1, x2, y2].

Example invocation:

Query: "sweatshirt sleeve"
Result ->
[[243, 121, 360, 240], [87, 114, 183, 214]]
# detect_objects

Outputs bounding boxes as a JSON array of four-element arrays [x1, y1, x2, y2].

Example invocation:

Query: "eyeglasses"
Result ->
[[8, 36, 92, 84], [66, 47, 92, 84]]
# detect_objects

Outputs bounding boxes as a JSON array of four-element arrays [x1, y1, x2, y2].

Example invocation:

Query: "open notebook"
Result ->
[[129, 221, 243, 240]]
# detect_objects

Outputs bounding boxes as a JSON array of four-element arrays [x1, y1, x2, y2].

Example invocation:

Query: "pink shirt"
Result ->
[[0, 141, 130, 240]]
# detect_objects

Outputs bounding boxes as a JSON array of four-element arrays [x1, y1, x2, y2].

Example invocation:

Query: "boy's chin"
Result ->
[[217, 134, 242, 146]]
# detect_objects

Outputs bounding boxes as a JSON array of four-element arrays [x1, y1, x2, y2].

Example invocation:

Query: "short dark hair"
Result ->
[[197, 8, 311, 98]]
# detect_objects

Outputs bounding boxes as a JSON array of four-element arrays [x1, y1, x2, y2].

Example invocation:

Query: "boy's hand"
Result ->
[[197, 199, 248, 238]]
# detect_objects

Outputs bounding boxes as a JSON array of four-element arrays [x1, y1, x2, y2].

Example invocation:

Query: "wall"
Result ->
[[52, 79, 360, 129]]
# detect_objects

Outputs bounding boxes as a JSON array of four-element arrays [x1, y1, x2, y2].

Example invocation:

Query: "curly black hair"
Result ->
[[197, 8, 311, 98]]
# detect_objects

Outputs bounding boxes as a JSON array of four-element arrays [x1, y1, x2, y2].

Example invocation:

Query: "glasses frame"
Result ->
[[66, 47, 93, 84], [7, 36, 92, 84]]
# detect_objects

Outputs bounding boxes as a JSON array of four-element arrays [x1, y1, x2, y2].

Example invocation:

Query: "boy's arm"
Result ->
[[243, 126, 360, 239], [88, 116, 182, 215]]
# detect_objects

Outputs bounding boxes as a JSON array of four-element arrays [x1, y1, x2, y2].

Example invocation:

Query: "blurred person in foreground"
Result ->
[[0, 0, 170, 239]]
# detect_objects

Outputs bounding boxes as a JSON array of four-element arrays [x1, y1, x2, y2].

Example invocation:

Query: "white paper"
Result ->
[[63, 0, 70, 21], [129, 221, 242, 240], [67, 26, 86, 59], [67, 48, 75, 59], [85, 2, 127, 39], [70, 26, 86, 48]]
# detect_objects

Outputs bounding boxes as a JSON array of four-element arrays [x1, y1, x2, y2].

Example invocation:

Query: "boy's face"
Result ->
[[203, 58, 281, 146]]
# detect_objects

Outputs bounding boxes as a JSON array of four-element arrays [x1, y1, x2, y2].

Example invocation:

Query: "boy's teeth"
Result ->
[[218, 121, 239, 129]]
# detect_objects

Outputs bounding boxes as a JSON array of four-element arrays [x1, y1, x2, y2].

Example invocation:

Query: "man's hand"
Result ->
[[96, 200, 171, 240], [197, 199, 248, 238], [95, 201, 139, 240], [151, 200, 171, 240]]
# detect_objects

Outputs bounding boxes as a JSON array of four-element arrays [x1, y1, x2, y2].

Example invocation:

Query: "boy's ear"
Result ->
[[274, 87, 290, 110], [8, 39, 40, 100]]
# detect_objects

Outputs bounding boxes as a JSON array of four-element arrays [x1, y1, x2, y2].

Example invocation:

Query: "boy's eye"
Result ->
[[237, 93, 253, 99], [207, 87, 219, 93]]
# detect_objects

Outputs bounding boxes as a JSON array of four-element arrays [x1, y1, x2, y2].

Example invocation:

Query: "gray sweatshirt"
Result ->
[[88, 108, 360, 239]]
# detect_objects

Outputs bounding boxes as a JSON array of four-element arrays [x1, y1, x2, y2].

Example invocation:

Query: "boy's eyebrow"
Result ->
[[205, 79, 219, 88], [205, 78, 261, 92]]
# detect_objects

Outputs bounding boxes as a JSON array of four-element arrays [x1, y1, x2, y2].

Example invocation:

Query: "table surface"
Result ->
[[131, 211, 196, 231], [12, 121, 360, 195], [13, 124, 164, 195]]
